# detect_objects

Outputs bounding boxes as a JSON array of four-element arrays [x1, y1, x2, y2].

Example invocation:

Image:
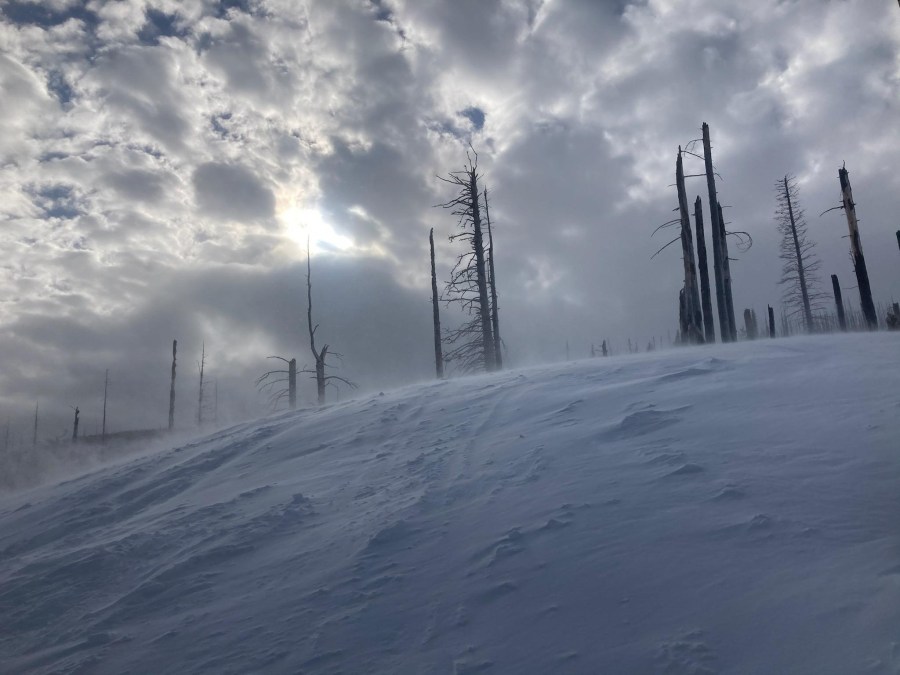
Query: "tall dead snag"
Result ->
[[831, 274, 847, 331], [767, 305, 776, 338], [838, 166, 877, 329], [304, 246, 356, 404], [168, 339, 177, 430], [197, 341, 206, 426], [72, 406, 79, 443], [484, 186, 503, 369], [694, 196, 715, 342], [676, 148, 703, 343], [429, 228, 444, 379], [776, 175, 823, 332], [101, 369, 108, 443], [438, 152, 496, 372], [716, 201, 737, 341], [702, 122, 729, 341]]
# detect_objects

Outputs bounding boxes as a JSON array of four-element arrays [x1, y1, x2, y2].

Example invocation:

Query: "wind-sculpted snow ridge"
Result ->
[[1, 334, 899, 674]]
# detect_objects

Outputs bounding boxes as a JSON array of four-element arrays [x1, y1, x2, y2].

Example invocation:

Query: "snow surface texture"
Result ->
[[1, 334, 899, 674]]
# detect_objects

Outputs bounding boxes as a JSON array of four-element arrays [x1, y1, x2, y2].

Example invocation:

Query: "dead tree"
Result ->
[[168, 339, 177, 430], [716, 202, 737, 341], [256, 356, 298, 410], [776, 175, 823, 332], [197, 341, 206, 426], [694, 195, 715, 342], [767, 305, 776, 338], [72, 406, 79, 443], [101, 369, 108, 442], [743, 309, 758, 340], [484, 186, 503, 368], [438, 151, 496, 372], [304, 246, 356, 404], [837, 166, 878, 329], [702, 122, 729, 341], [831, 274, 847, 331], [32, 402, 38, 447], [676, 148, 703, 343], [429, 228, 444, 379]]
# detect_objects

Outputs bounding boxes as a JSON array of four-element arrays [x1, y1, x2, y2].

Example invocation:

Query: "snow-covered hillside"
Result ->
[[1, 334, 899, 674]]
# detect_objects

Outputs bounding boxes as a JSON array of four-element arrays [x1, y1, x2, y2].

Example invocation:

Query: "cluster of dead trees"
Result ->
[[257, 244, 357, 411], [656, 123, 890, 343], [429, 149, 503, 376], [654, 123, 744, 345]]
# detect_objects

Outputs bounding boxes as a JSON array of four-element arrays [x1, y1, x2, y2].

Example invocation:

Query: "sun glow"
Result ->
[[278, 204, 354, 255]]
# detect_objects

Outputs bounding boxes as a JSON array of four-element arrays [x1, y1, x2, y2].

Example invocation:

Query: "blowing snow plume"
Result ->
[[1, 334, 899, 673]]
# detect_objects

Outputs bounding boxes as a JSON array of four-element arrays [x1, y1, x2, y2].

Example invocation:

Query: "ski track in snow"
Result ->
[[1, 334, 899, 674]]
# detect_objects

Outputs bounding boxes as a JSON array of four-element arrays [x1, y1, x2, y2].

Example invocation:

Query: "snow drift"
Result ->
[[1, 334, 899, 674]]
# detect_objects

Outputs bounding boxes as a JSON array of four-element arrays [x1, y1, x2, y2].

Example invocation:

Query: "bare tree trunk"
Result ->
[[782, 176, 813, 332], [676, 148, 703, 343], [896, 230, 899, 254], [429, 228, 444, 379], [33, 402, 38, 447], [694, 195, 715, 342], [102, 369, 108, 443], [767, 305, 776, 338], [484, 187, 502, 368], [72, 407, 79, 443], [469, 172, 496, 371], [838, 166, 877, 329], [717, 201, 737, 341], [702, 122, 729, 342], [168, 339, 176, 430], [831, 274, 847, 331], [743, 309, 757, 340], [307, 247, 327, 405], [197, 341, 205, 426], [289, 358, 297, 409]]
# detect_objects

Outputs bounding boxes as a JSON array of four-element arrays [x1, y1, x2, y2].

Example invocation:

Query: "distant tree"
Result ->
[[72, 406, 79, 443], [429, 228, 444, 379], [197, 341, 206, 426], [775, 174, 824, 332], [438, 150, 496, 373], [303, 245, 356, 405], [168, 339, 177, 430]]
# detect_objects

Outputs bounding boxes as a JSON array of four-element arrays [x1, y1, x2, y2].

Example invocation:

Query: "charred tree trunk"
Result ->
[[676, 148, 703, 343], [767, 305, 776, 338], [72, 407, 79, 443], [470, 173, 496, 371], [169, 339, 177, 430], [743, 309, 757, 340], [838, 167, 877, 329], [782, 176, 814, 332], [197, 341, 205, 426], [307, 248, 328, 406], [288, 358, 297, 409], [429, 228, 444, 379], [694, 195, 715, 342], [102, 369, 108, 443], [702, 122, 729, 342], [717, 201, 737, 341], [484, 187, 502, 369], [831, 274, 847, 331]]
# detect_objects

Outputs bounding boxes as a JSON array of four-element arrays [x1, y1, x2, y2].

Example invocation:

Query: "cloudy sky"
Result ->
[[1, 0, 898, 439]]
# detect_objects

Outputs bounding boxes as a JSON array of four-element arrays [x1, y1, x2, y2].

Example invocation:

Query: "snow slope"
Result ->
[[1, 334, 899, 674]]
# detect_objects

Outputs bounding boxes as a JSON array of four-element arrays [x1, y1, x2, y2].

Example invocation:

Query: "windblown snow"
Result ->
[[2, 334, 899, 674]]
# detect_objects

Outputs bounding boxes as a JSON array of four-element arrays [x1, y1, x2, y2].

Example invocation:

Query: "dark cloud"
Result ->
[[193, 162, 275, 223], [0, 0, 897, 448]]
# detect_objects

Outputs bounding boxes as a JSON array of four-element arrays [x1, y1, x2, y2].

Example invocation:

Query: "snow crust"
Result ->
[[1, 334, 899, 674]]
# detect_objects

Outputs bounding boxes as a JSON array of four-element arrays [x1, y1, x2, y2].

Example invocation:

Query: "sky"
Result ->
[[0, 0, 898, 440]]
